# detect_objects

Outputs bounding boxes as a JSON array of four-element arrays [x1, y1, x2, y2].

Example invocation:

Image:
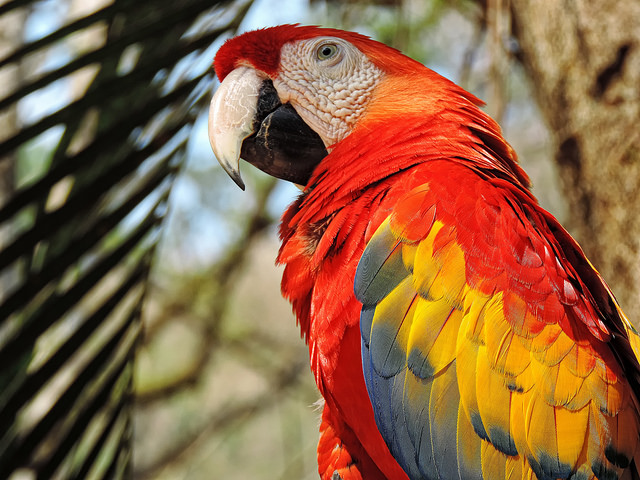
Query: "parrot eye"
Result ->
[[316, 43, 339, 61]]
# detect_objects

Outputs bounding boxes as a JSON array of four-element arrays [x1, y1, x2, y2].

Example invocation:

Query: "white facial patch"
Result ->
[[275, 37, 384, 147]]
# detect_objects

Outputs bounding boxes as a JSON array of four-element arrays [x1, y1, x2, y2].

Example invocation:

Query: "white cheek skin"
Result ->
[[275, 40, 383, 147]]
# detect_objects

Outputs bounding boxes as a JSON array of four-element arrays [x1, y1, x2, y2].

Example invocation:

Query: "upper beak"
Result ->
[[208, 67, 327, 190], [208, 66, 260, 190]]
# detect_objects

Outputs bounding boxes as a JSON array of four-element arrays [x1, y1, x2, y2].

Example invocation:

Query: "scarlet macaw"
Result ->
[[208, 24, 640, 480]]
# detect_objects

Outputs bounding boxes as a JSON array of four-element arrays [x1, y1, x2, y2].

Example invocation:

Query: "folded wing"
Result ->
[[355, 167, 640, 480]]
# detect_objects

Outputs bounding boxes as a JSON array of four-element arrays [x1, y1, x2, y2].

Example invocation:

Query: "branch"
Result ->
[[133, 358, 308, 479], [486, 0, 510, 124], [458, 7, 486, 90], [136, 177, 278, 405]]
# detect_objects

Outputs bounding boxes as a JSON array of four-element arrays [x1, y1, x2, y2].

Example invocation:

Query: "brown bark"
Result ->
[[509, 1, 640, 320]]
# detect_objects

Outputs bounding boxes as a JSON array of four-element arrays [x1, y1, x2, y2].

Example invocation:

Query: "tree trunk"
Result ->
[[509, 1, 640, 320]]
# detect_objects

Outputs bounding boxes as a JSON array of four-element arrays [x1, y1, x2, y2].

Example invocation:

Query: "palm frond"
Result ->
[[0, 0, 251, 476]]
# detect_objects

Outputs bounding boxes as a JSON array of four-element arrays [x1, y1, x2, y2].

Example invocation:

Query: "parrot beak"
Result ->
[[209, 67, 327, 190]]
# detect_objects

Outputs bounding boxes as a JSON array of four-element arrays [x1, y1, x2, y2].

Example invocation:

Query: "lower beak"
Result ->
[[209, 67, 327, 190]]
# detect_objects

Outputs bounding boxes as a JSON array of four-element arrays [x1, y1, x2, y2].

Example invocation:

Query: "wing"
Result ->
[[354, 165, 640, 480]]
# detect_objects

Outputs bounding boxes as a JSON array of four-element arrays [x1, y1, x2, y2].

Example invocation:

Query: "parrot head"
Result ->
[[208, 24, 459, 190]]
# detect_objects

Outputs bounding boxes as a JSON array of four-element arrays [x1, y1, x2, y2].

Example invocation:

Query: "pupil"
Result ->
[[323, 47, 332, 56]]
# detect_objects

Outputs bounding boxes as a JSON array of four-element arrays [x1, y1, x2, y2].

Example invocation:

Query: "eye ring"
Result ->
[[316, 42, 339, 61]]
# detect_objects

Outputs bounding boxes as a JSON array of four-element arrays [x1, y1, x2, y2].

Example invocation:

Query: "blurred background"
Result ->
[[0, 0, 638, 479]]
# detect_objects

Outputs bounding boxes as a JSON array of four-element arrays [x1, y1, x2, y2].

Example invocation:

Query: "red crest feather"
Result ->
[[213, 24, 424, 80]]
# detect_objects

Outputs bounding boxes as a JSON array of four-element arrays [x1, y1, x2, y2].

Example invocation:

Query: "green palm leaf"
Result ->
[[0, 0, 251, 477]]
